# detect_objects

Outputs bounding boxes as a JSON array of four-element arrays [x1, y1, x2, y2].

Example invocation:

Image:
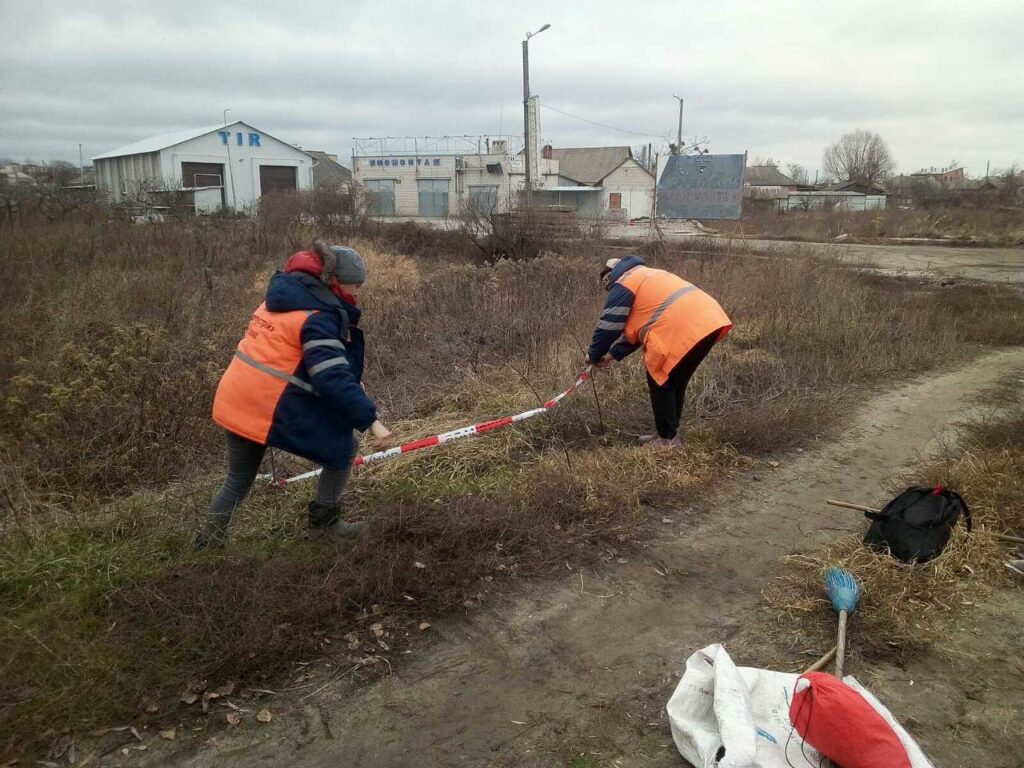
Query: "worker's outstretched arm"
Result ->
[[588, 282, 636, 363], [300, 313, 378, 431]]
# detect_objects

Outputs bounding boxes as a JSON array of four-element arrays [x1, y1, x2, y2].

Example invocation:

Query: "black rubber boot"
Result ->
[[193, 521, 228, 551]]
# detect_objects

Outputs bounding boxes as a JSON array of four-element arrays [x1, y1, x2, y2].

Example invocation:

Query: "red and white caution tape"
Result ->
[[274, 367, 593, 486]]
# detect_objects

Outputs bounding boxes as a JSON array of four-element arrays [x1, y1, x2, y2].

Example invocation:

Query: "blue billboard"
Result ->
[[656, 154, 746, 220]]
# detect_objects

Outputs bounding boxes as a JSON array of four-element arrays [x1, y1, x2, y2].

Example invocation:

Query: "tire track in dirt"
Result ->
[[144, 348, 1023, 768]]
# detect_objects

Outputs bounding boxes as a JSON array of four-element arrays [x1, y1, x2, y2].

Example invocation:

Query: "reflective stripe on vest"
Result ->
[[638, 284, 697, 345], [234, 349, 317, 395]]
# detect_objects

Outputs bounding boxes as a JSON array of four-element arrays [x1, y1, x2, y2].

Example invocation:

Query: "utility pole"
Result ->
[[223, 107, 231, 125], [672, 95, 684, 155], [78, 143, 84, 184], [522, 23, 550, 206]]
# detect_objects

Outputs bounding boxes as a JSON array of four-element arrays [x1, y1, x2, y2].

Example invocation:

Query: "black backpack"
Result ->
[[863, 485, 971, 563]]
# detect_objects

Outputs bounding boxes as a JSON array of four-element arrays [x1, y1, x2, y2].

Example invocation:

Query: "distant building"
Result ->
[[350, 137, 654, 220], [93, 121, 313, 212], [307, 151, 353, 191], [743, 165, 802, 202], [786, 190, 887, 211], [549, 146, 655, 220], [823, 180, 888, 195]]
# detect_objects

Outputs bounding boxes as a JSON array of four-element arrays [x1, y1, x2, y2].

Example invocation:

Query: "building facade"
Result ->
[[93, 121, 313, 212], [352, 140, 655, 220], [351, 138, 562, 218]]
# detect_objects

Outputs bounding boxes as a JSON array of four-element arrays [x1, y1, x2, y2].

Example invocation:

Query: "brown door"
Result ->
[[180, 162, 224, 188], [259, 165, 297, 195], [609, 192, 622, 210]]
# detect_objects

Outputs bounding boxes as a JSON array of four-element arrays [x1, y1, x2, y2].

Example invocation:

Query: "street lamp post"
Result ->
[[522, 23, 550, 205], [672, 95, 684, 155]]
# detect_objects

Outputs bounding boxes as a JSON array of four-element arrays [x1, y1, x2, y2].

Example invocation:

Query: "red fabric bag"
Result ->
[[789, 672, 911, 768]]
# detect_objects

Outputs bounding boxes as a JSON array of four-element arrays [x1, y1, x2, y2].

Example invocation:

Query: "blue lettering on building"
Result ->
[[218, 131, 230, 145], [364, 157, 444, 169], [248, 133, 261, 147]]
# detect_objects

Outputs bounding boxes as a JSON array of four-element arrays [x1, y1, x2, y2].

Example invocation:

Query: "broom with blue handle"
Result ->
[[824, 567, 862, 678]]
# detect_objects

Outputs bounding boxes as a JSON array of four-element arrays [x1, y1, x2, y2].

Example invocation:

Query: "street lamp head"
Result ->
[[526, 23, 551, 39]]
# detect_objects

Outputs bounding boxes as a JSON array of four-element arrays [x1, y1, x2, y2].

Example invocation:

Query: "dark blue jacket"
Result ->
[[588, 254, 645, 363], [263, 271, 376, 469]]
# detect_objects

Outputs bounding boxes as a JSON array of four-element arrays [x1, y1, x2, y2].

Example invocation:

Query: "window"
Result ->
[[609, 192, 622, 210], [364, 179, 396, 216], [468, 185, 499, 213], [417, 178, 450, 217]]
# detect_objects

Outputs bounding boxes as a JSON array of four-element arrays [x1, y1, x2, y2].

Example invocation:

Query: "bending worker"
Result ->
[[195, 240, 392, 549], [586, 254, 732, 448]]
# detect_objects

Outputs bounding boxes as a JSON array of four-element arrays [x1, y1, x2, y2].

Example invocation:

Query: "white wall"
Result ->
[[164, 123, 312, 209], [352, 152, 560, 217], [95, 122, 312, 209], [601, 160, 655, 220]]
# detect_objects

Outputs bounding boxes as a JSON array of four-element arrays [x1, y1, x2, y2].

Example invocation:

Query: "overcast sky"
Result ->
[[2, 0, 1021, 178]]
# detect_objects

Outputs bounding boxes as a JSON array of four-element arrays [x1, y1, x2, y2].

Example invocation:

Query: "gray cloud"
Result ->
[[1, 0, 1021, 176]]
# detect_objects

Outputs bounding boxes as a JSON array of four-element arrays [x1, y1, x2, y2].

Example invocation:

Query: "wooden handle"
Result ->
[[828, 499, 1024, 545], [804, 645, 837, 674], [834, 610, 848, 679], [827, 499, 881, 514], [993, 532, 1024, 545]]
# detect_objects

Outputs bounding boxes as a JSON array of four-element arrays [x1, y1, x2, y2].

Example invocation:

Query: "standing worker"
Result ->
[[586, 254, 731, 448], [195, 240, 393, 549]]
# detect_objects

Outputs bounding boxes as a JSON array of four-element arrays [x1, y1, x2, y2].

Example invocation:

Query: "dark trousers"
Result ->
[[646, 330, 720, 439]]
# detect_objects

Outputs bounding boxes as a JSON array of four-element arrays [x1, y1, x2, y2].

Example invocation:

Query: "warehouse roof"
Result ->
[[93, 121, 309, 161], [550, 146, 636, 185], [307, 151, 353, 188], [93, 125, 225, 160], [745, 165, 799, 186]]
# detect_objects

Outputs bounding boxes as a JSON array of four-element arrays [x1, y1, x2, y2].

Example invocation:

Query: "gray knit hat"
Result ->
[[313, 239, 367, 285]]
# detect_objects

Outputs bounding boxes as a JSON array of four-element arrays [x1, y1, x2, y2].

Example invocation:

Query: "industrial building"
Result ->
[[351, 139, 655, 221], [93, 121, 314, 212]]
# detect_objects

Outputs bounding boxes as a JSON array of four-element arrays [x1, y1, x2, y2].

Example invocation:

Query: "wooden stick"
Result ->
[[803, 645, 837, 674], [827, 499, 881, 514], [993, 532, 1024, 545], [827, 499, 1024, 544], [834, 610, 849, 679]]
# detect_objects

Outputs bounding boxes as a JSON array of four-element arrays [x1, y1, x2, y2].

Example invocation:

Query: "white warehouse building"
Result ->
[[93, 121, 313, 212]]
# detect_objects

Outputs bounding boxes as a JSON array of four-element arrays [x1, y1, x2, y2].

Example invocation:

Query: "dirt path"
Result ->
[[140, 349, 1022, 768], [728, 239, 1024, 286]]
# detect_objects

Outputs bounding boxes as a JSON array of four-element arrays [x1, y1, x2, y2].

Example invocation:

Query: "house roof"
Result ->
[[823, 180, 887, 194], [93, 121, 310, 161], [550, 146, 635, 185], [307, 151, 353, 188], [744, 165, 798, 186]]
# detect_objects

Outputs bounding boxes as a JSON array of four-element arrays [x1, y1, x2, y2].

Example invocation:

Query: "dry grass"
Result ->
[[763, 382, 1024, 663], [713, 206, 1024, 245], [2, 211, 1024, 750]]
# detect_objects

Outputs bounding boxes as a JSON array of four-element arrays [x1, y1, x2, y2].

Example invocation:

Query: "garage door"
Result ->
[[259, 165, 298, 195], [180, 162, 223, 188]]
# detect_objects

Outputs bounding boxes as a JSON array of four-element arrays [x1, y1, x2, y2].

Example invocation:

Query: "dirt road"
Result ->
[[140, 348, 1023, 768], [736, 239, 1024, 286]]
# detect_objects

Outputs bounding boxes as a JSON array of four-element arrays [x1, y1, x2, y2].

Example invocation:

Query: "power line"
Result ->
[[539, 103, 666, 140]]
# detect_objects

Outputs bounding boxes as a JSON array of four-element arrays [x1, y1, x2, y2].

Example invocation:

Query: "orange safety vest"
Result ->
[[212, 303, 317, 444], [618, 266, 732, 385]]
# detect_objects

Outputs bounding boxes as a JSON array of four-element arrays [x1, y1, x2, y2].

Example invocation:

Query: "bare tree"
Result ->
[[786, 163, 810, 186], [49, 160, 79, 189], [750, 156, 778, 168], [1000, 163, 1021, 203], [822, 130, 895, 188], [632, 145, 657, 172]]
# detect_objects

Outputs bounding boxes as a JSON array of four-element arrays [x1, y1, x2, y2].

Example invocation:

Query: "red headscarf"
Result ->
[[284, 250, 358, 305]]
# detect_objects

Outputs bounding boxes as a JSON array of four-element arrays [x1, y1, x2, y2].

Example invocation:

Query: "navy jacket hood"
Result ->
[[609, 254, 646, 284], [265, 271, 361, 327]]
